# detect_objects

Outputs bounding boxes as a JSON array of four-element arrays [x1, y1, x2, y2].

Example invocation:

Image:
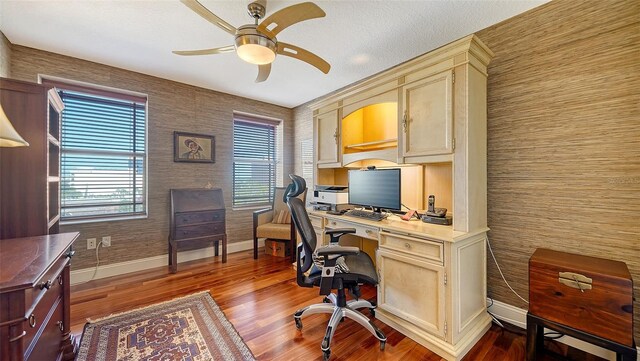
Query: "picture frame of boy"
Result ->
[[173, 131, 215, 163]]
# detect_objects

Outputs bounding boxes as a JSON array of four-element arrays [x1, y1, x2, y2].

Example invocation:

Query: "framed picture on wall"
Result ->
[[174, 131, 215, 163]]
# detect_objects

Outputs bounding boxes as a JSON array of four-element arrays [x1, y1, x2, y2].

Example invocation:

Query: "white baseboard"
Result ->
[[487, 299, 639, 360], [71, 239, 264, 285]]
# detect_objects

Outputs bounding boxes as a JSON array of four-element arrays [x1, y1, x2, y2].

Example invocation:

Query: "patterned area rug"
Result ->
[[76, 292, 255, 361]]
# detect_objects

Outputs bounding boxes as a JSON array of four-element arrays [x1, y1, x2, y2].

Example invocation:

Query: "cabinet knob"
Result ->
[[404, 242, 411, 249], [333, 130, 339, 143], [332, 221, 336, 226], [40, 280, 52, 290], [365, 229, 372, 234], [57, 321, 64, 332], [29, 314, 36, 328]]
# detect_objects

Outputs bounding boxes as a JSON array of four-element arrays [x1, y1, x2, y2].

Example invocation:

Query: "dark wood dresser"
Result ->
[[169, 188, 227, 273], [527, 248, 636, 360], [0, 232, 78, 361]]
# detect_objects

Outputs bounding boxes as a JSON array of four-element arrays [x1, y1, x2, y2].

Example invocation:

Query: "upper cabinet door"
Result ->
[[315, 109, 341, 167], [401, 70, 453, 158]]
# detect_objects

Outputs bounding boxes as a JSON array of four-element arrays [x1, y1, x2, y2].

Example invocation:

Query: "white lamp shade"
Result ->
[[0, 103, 29, 147], [237, 43, 276, 65]]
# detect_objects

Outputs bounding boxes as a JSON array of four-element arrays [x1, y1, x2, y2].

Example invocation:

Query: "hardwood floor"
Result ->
[[70, 250, 605, 361]]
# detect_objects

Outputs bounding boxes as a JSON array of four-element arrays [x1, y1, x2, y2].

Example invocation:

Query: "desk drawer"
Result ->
[[379, 231, 443, 264], [174, 222, 225, 239], [24, 255, 68, 352], [26, 298, 64, 361], [309, 215, 324, 229], [175, 210, 224, 225], [326, 219, 378, 240]]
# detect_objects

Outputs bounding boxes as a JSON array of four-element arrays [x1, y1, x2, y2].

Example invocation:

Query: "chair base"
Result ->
[[294, 293, 386, 360]]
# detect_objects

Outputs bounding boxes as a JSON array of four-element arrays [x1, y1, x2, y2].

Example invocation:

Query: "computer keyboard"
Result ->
[[344, 209, 387, 221]]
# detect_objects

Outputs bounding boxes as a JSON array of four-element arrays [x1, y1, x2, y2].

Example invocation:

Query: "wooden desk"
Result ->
[[0, 232, 78, 361], [169, 188, 227, 273], [308, 210, 491, 361]]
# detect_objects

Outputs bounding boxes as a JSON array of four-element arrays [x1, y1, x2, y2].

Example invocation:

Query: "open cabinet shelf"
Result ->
[[344, 138, 398, 151]]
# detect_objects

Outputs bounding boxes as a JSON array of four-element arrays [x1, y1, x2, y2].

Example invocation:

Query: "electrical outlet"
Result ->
[[102, 236, 111, 247], [87, 238, 97, 249]]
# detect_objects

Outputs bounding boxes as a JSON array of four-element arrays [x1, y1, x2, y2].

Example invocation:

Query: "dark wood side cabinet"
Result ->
[[169, 188, 227, 273], [0, 232, 78, 361], [0, 78, 64, 239], [527, 248, 636, 360]]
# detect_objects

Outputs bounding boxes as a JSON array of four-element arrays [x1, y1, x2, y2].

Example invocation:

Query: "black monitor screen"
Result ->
[[348, 169, 401, 211]]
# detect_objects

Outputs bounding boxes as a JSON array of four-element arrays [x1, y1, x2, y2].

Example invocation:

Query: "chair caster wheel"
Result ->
[[380, 341, 386, 351], [369, 308, 375, 317], [294, 318, 303, 330], [323, 350, 331, 361]]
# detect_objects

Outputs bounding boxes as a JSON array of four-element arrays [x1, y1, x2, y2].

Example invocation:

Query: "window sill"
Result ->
[[60, 214, 148, 226], [232, 205, 273, 212]]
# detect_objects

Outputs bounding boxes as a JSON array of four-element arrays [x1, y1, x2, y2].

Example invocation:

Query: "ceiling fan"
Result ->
[[173, 0, 331, 82]]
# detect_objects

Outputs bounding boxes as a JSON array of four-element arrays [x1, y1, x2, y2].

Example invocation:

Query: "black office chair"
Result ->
[[284, 174, 386, 361]]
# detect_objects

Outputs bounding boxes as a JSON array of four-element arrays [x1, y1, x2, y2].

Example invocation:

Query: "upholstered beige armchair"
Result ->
[[253, 186, 307, 262]]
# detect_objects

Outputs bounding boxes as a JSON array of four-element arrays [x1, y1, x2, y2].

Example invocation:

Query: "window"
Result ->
[[233, 114, 279, 207], [45, 80, 147, 222], [301, 139, 314, 184]]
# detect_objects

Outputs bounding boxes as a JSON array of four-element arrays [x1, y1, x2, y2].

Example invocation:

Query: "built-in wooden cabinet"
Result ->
[[314, 108, 341, 168], [377, 248, 446, 338], [400, 70, 453, 158], [308, 34, 494, 360], [0, 78, 63, 239]]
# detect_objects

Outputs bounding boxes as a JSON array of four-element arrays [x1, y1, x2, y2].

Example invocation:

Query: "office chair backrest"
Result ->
[[285, 174, 316, 273]]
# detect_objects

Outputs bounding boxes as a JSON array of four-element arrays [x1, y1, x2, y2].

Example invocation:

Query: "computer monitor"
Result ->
[[348, 168, 401, 213]]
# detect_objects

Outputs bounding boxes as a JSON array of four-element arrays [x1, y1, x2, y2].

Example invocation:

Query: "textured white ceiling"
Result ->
[[0, 0, 547, 108]]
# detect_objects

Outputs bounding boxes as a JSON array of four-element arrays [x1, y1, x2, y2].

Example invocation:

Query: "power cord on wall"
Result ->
[[486, 235, 528, 304], [486, 236, 565, 340], [90, 240, 103, 281], [74, 240, 103, 286]]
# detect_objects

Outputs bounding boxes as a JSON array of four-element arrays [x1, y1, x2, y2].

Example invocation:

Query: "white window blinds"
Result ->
[[58, 89, 147, 221], [233, 117, 277, 207]]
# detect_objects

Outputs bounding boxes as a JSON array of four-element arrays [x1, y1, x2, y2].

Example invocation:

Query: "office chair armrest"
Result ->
[[316, 245, 360, 257], [324, 228, 356, 243], [316, 246, 359, 295]]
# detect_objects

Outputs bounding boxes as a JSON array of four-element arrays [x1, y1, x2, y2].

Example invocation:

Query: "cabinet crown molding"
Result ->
[[309, 34, 493, 111]]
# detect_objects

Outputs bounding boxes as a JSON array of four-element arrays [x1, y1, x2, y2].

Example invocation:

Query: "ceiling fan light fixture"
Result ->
[[236, 42, 276, 65], [235, 26, 277, 65]]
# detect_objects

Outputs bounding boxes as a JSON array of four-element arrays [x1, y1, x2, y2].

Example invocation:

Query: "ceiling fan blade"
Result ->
[[256, 2, 325, 38], [180, 0, 236, 36], [256, 64, 271, 83], [173, 45, 235, 56], [277, 42, 330, 74]]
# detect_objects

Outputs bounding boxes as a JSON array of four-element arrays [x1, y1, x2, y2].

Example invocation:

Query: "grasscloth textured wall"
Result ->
[[293, 0, 639, 341], [0, 33, 10, 78], [476, 0, 639, 341], [292, 106, 313, 178], [10, 45, 294, 269]]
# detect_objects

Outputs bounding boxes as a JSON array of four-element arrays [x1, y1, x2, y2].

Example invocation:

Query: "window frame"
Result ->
[[232, 112, 282, 210], [40, 76, 149, 224]]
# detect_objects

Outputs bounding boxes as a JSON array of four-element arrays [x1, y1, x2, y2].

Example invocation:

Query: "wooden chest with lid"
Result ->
[[529, 248, 634, 346]]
